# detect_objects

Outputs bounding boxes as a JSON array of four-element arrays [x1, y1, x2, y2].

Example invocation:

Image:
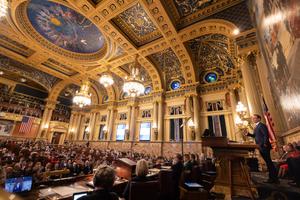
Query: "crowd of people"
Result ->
[[276, 142, 300, 186], [0, 139, 210, 199]]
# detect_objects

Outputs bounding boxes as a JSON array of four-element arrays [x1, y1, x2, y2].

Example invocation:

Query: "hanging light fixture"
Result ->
[[73, 79, 92, 108], [0, 0, 8, 18], [99, 73, 114, 87], [123, 55, 145, 97]]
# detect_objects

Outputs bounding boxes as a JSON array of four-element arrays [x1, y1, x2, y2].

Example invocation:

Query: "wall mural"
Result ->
[[252, 0, 300, 129], [27, 0, 105, 54], [0, 120, 14, 135]]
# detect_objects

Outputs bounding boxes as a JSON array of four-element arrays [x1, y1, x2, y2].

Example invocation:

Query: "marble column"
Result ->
[[129, 105, 136, 141], [37, 101, 56, 140], [66, 111, 76, 140], [157, 100, 163, 141], [239, 54, 263, 117], [229, 90, 239, 141], [192, 95, 201, 140], [185, 95, 193, 141], [78, 114, 87, 140], [152, 101, 158, 140], [92, 112, 100, 141], [108, 109, 115, 140], [127, 106, 132, 141]]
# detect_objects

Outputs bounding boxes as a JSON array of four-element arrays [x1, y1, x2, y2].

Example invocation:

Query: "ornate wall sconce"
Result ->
[[187, 118, 195, 140], [103, 125, 108, 140]]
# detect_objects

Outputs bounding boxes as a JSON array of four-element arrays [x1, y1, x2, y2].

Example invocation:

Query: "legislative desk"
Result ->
[[15, 175, 127, 200], [202, 137, 258, 200]]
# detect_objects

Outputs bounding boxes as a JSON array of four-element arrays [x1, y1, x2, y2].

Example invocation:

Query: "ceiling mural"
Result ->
[[111, 3, 162, 47], [163, 0, 252, 30], [174, 0, 217, 18], [27, 0, 105, 54], [186, 34, 236, 85], [148, 48, 185, 90], [0, 0, 257, 99], [0, 54, 60, 91]]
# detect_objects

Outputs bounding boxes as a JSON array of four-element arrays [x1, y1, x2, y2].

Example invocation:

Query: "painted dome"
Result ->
[[27, 0, 105, 54]]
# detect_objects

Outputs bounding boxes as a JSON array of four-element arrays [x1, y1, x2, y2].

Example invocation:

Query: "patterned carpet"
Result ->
[[251, 172, 300, 200]]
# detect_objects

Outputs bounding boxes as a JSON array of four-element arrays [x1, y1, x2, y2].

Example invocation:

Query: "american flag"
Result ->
[[262, 97, 277, 150], [19, 116, 34, 134]]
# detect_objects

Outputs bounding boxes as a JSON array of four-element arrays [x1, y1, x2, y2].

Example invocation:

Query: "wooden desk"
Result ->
[[17, 175, 127, 200], [202, 137, 258, 200]]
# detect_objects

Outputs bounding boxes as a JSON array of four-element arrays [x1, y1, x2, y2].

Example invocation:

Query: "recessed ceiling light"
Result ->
[[20, 78, 26, 83], [233, 28, 240, 35], [0, 71, 3, 75]]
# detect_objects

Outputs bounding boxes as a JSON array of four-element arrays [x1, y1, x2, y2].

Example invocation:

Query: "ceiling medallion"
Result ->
[[0, 0, 7, 18], [99, 73, 114, 87], [123, 55, 145, 97], [73, 79, 92, 108]]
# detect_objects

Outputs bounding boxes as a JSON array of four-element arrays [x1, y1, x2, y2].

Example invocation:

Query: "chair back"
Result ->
[[129, 180, 159, 200]]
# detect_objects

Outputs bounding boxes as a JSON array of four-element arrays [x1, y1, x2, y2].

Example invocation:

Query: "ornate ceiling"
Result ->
[[0, 0, 257, 103]]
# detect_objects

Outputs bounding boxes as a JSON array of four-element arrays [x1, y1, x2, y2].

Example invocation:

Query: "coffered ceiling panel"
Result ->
[[162, 0, 252, 31], [0, 54, 61, 91], [148, 48, 185, 90], [111, 3, 163, 47], [185, 34, 238, 88], [42, 58, 78, 77], [0, 34, 35, 58]]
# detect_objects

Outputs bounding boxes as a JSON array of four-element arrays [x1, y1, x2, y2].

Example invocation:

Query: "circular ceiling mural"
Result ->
[[27, 0, 105, 54]]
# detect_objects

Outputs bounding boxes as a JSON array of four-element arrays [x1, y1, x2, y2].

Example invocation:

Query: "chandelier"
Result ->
[[73, 80, 92, 108], [0, 0, 7, 18], [123, 55, 145, 97], [99, 74, 114, 87]]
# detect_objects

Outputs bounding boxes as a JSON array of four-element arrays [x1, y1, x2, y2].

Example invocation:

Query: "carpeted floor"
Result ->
[[251, 172, 300, 200]]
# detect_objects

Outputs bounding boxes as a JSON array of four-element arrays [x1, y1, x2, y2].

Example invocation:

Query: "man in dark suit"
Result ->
[[244, 114, 279, 184], [171, 154, 184, 200]]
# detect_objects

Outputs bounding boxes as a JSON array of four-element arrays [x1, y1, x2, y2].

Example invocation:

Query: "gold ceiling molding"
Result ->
[[141, 0, 196, 83], [178, 19, 237, 42], [11, 1, 109, 62]]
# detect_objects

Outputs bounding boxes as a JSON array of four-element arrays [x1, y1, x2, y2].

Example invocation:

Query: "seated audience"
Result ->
[[278, 143, 300, 177], [123, 159, 151, 200], [78, 165, 118, 200]]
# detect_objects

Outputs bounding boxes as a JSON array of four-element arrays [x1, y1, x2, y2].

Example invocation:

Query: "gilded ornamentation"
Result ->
[[27, 0, 105, 54], [149, 48, 185, 90], [112, 3, 162, 46], [42, 58, 78, 76], [0, 34, 35, 58], [0, 54, 60, 90], [174, 0, 216, 17]]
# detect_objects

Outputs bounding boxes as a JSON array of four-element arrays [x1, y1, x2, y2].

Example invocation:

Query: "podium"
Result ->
[[115, 158, 136, 180], [202, 137, 257, 200]]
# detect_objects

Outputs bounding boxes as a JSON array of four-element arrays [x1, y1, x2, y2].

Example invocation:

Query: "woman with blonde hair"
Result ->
[[123, 159, 151, 200]]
